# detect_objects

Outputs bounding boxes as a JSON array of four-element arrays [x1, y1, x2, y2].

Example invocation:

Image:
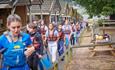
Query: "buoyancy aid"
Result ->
[[3, 31, 26, 67], [64, 25, 71, 34], [72, 25, 75, 32], [58, 30, 64, 40], [40, 25, 46, 35], [48, 30, 58, 41], [40, 25, 47, 40], [76, 24, 80, 31]]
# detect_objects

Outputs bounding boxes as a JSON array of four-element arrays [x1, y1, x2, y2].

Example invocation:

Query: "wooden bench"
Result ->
[[89, 39, 115, 57]]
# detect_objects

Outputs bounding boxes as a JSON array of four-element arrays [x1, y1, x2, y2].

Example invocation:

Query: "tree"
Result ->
[[74, 0, 115, 18]]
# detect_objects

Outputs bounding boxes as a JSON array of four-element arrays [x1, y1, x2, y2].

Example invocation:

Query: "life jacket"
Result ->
[[48, 30, 57, 41], [76, 24, 80, 31], [40, 25, 46, 35], [40, 25, 46, 40], [58, 30, 64, 40], [3, 31, 26, 67], [72, 25, 75, 32], [64, 25, 71, 34]]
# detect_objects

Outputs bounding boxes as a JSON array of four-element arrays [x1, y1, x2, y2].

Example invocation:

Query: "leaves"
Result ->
[[74, 0, 115, 17]]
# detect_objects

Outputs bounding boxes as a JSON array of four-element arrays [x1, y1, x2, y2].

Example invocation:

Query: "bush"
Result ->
[[98, 19, 104, 26]]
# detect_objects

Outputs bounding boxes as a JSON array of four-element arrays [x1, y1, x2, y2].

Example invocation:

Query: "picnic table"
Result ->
[[89, 34, 115, 57]]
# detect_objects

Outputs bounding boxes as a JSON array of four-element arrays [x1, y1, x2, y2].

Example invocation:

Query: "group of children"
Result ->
[[25, 18, 84, 70], [0, 14, 84, 70]]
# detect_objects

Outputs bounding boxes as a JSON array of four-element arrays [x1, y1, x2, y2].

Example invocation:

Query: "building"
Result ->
[[0, 0, 27, 33], [0, 0, 43, 33], [30, 0, 67, 25]]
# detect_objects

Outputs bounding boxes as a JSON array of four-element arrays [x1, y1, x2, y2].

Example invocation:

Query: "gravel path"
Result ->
[[67, 29, 115, 70]]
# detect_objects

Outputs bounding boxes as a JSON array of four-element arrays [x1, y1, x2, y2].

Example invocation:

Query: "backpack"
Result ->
[[3, 31, 26, 67]]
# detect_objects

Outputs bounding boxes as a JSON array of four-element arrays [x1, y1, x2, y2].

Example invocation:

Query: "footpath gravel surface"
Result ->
[[66, 29, 115, 70]]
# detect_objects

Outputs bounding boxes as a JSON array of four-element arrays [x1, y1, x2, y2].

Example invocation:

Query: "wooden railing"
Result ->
[[50, 47, 73, 70], [50, 26, 115, 70], [50, 27, 86, 70], [49, 38, 115, 70], [1, 21, 114, 69]]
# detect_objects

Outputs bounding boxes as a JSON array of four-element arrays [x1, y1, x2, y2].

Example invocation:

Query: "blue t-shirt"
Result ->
[[0, 31, 32, 69], [0, 32, 32, 53]]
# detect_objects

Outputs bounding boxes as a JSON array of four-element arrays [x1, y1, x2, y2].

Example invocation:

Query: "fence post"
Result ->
[[50, 46, 73, 70], [69, 47, 72, 61], [64, 49, 68, 70], [52, 63, 58, 70]]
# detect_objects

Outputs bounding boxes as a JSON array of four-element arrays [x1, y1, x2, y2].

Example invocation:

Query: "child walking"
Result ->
[[45, 23, 59, 63], [57, 24, 65, 56], [26, 23, 44, 70]]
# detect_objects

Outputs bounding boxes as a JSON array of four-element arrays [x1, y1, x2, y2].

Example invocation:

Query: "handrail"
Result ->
[[72, 41, 115, 48], [46, 22, 115, 70], [0, 24, 85, 70], [103, 20, 115, 22], [0, 25, 73, 70], [49, 27, 86, 70], [49, 47, 73, 70]]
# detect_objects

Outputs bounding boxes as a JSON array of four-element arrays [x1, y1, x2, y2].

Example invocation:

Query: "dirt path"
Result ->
[[67, 29, 115, 70], [67, 48, 115, 70]]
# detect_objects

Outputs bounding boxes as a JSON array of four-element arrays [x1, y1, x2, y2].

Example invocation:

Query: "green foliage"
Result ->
[[74, 0, 115, 17], [98, 19, 104, 26]]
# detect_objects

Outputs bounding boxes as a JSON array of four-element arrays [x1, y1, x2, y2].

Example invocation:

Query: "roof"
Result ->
[[17, 0, 43, 5], [31, 0, 53, 14], [0, 0, 67, 15], [30, 0, 66, 15], [50, 0, 61, 13], [0, 0, 10, 4], [0, 0, 43, 7], [0, 4, 11, 8]]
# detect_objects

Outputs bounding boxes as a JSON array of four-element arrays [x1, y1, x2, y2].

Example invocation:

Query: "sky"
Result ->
[[72, 3, 89, 21]]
